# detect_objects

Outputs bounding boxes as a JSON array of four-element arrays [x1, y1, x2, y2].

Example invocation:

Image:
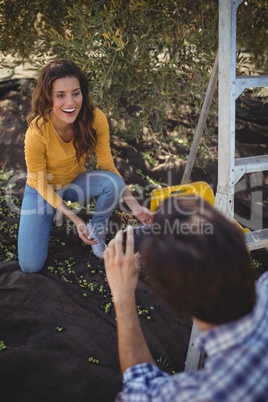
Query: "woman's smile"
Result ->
[[62, 107, 76, 115]]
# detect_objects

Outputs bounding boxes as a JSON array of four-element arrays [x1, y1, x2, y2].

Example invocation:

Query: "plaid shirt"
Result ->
[[116, 272, 268, 401]]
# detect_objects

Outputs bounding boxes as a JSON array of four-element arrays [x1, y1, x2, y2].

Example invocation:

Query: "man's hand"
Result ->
[[104, 227, 140, 304], [104, 226, 155, 373]]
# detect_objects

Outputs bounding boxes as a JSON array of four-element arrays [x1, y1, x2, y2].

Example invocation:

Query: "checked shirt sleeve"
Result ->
[[115, 363, 170, 402]]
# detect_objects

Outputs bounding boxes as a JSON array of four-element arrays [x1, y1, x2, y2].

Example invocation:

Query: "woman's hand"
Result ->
[[104, 227, 140, 304], [74, 216, 98, 245], [132, 206, 154, 225], [121, 187, 153, 225], [57, 202, 97, 245]]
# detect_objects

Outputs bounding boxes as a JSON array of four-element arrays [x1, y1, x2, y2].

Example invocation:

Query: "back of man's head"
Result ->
[[141, 196, 256, 325]]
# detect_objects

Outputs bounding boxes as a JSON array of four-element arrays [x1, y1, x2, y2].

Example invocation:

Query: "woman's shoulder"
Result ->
[[92, 108, 109, 130], [93, 107, 106, 119], [26, 115, 50, 140]]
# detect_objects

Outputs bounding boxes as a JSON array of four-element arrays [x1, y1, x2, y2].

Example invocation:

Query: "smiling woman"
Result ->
[[18, 59, 153, 273]]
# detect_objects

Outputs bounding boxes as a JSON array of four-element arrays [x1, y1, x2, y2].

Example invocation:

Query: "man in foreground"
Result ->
[[104, 196, 268, 401]]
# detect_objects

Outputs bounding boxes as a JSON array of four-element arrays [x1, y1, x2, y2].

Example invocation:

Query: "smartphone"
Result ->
[[122, 225, 153, 253]]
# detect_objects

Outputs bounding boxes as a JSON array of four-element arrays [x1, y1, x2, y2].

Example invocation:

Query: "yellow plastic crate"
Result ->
[[150, 181, 215, 212], [150, 181, 249, 234]]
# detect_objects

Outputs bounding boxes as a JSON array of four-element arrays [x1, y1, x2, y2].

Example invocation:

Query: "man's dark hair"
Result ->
[[141, 196, 256, 325]]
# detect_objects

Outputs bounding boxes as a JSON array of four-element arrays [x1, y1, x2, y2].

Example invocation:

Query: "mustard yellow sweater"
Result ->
[[25, 108, 121, 209]]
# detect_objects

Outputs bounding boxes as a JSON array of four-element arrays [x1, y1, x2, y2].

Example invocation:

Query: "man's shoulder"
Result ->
[[258, 270, 268, 286], [120, 363, 210, 402]]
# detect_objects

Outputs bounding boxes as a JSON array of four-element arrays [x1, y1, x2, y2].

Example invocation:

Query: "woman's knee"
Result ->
[[104, 173, 125, 196], [19, 256, 46, 274], [116, 175, 125, 193]]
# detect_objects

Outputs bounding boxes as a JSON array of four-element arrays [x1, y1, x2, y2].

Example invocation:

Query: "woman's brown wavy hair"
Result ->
[[27, 59, 96, 163]]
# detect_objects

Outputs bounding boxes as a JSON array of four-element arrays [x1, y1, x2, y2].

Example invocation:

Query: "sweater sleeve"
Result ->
[[93, 109, 123, 179], [25, 127, 63, 209]]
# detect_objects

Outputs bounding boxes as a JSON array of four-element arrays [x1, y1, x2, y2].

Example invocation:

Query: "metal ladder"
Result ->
[[215, 0, 268, 247], [185, 0, 268, 372]]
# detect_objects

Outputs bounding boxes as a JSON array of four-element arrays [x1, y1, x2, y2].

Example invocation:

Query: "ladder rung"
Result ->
[[245, 229, 268, 251], [235, 75, 268, 98], [235, 155, 268, 174]]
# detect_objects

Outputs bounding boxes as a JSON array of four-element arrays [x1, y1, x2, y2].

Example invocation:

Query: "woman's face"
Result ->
[[51, 76, 83, 127]]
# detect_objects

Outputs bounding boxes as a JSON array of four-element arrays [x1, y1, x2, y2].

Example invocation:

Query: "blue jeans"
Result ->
[[18, 171, 125, 273]]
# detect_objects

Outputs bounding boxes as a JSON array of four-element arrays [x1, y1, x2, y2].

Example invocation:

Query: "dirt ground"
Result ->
[[0, 82, 268, 402]]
